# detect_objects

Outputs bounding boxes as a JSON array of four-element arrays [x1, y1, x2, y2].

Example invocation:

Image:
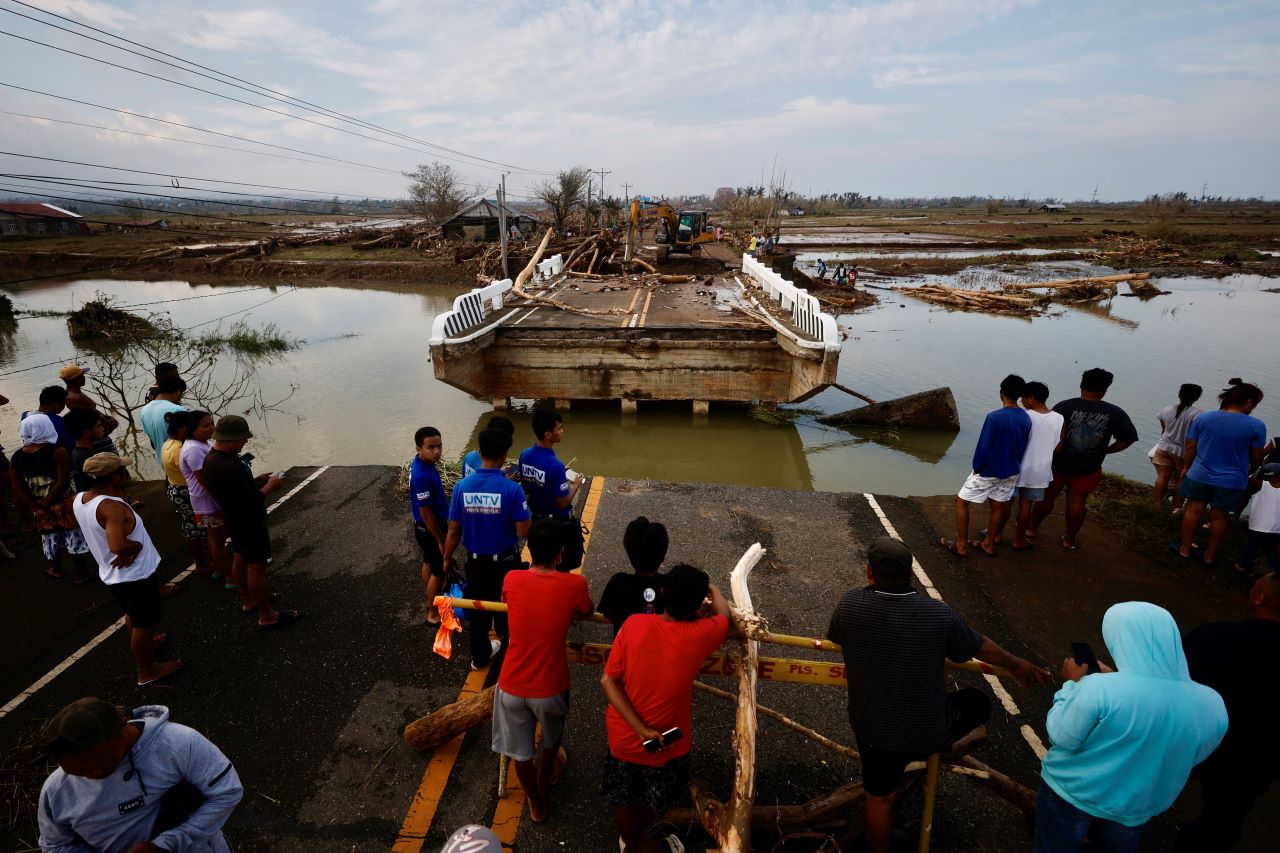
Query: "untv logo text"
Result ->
[[463, 492, 503, 514], [521, 464, 546, 486]]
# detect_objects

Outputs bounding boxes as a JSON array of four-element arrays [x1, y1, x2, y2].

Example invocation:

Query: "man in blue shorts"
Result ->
[[444, 428, 531, 670], [520, 407, 584, 569], [410, 427, 450, 625]]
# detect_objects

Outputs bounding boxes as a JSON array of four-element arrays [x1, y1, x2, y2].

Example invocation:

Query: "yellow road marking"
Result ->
[[489, 476, 606, 844], [619, 289, 641, 327], [638, 290, 654, 327], [392, 665, 489, 852]]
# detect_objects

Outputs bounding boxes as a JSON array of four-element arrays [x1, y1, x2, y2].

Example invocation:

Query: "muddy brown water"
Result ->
[[1, 265, 1277, 495]]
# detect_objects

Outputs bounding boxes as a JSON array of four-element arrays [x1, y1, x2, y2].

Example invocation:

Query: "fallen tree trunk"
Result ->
[[1001, 272, 1151, 290], [626, 256, 657, 274], [403, 685, 495, 751], [818, 386, 960, 431], [209, 241, 271, 270]]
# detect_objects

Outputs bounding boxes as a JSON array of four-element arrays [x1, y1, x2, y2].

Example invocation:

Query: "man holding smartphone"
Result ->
[[600, 564, 734, 853]]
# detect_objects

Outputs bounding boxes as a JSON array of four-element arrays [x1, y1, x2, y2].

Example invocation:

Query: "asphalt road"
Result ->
[[0, 468, 1271, 852]]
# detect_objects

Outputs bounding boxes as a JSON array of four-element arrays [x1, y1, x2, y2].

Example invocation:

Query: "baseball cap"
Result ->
[[211, 415, 253, 442], [58, 364, 87, 381], [81, 452, 133, 477], [441, 825, 502, 853], [1262, 462, 1280, 478], [40, 698, 126, 758], [866, 536, 913, 574]]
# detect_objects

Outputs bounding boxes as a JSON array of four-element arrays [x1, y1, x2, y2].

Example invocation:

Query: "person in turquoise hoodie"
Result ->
[[1035, 602, 1228, 852]]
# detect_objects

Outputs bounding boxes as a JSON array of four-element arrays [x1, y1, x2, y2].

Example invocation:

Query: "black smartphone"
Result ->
[[1071, 642, 1100, 675], [642, 727, 683, 753]]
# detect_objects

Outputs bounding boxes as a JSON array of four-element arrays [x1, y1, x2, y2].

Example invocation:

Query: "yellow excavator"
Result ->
[[629, 200, 716, 261]]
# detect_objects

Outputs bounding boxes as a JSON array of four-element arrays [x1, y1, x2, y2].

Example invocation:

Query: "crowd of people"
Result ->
[[14, 374, 1280, 851]]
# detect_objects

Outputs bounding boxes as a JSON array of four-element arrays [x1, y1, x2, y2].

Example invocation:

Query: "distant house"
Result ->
[[1037, 203, 1067, 213], [787, 207, 806, 216], [440, 198, 541, 242], [113, 218, 169, 231], [0, 203, 90, 237]]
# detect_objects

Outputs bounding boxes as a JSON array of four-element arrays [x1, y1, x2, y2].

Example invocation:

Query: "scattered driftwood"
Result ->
[[403, 685, 495, 751], [1000, 272, 1151, 291], [898, 284, 1042, 315], [626, 256, 658, 274], [818, 386, 960, 431], [510, 229, 625, 318], [208, 240, 274, 270]]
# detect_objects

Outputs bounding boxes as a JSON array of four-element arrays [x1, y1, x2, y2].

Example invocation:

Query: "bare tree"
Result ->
[[404, 162, 472, 223], [532, 166, 591, 231]]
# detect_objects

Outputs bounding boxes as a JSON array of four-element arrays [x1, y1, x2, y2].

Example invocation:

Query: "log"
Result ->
[[817, 387, 960, 431], [208, 241, 267, 270], [403, 685, 495, 751], [626, 256, 657, 274], [586, 247, 600, 275], [1001, 272, 1151, 291], [562, 234, 597, 270]]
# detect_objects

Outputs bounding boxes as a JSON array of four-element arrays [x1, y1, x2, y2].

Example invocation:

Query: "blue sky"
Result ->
[[1, 0, 1277, 204]]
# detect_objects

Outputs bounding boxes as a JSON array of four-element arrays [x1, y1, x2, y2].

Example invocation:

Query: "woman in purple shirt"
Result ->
[[179, 411, 232, 584]]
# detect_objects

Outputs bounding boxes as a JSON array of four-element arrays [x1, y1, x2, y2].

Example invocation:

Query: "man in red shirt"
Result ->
[[492, 519, 593, 823], [601, 564, 734, 853]]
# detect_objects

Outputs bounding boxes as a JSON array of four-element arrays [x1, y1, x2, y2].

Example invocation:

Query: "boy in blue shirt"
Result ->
[[463, 415, 515, 477], [444, 428, 532, 669], [520, 407, 586, 570], [411, 427, 450, 626], [941, 375, 1031, 558]]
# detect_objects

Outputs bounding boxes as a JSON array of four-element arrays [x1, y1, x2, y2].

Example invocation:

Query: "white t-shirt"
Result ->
[[1017, 409, 1064, 488], [1247, 481, 1280, 534], [1155, 404, 1202, 455], [71, 493, 161, 585]]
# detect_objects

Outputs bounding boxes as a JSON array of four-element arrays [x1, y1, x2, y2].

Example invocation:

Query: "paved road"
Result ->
[[0, 468, 1271, 851]]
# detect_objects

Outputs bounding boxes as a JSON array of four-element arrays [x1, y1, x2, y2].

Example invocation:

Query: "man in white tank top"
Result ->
[[72, 453, 183, 686]]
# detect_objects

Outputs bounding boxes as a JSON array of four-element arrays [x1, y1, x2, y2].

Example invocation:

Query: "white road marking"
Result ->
[[862, 493, 1047, 759], [0, 466, 330, 718]]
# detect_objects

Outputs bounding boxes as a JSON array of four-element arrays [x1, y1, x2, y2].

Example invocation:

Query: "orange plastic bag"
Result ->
[[432, 596, 463, 659]]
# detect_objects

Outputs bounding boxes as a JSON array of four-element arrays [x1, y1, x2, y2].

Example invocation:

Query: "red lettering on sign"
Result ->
[[757, 659, 776, 679]]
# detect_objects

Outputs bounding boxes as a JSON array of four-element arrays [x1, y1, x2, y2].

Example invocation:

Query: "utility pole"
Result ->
[[621, 182, 631, 206], [497, 173, 510, 280], [1091, 185, 1099, 204], [586, 178, 592, 234], [597, 167, 612, 228]]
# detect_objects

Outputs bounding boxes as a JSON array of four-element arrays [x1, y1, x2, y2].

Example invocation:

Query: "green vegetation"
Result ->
[[200, 321, 300, 356], [66, 298, 158, 342]]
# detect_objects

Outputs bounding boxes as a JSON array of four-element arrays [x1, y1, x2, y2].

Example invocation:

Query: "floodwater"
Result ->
[[797, 247, 1076, 264], [1, 268, 1277, 496], [779, 231, 997, 246]]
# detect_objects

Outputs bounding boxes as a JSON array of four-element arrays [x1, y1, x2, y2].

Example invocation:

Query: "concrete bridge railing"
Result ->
[[429, 277, 515, 345], [741, 254, 840, 352]]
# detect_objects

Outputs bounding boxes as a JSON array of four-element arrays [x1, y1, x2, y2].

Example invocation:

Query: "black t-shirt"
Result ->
[[71, 446, 94, 493], [827, 586, 983, 753], [1051, 397, 1138, 476], [1184, 618, 1280, 769], [598, 572, 666, 637], [202, 448, 266, 532]]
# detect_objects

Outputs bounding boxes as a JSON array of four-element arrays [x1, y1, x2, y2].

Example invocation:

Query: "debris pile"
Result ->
[[66, 299, 158, 342], [897, 273, 1157, 315], [1086, 233, 1197, 266]]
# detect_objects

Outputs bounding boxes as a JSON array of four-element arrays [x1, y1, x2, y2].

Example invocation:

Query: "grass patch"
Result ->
[[198, 321, 300, 356], [1090, 473, 1254, 572], [66, 298, 158, 342]]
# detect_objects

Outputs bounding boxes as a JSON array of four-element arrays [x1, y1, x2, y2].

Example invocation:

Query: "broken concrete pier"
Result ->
[[817, 386, 960, 431]]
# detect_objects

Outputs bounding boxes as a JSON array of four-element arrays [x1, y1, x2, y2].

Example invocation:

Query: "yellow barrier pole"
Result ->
[[918, 753, 941, 853], [434, 597, 1014, 680]]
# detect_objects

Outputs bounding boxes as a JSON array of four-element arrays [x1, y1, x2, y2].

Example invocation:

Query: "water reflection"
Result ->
[[809, 426, 958, 465]]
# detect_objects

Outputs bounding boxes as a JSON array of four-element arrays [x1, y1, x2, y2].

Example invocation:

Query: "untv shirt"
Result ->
[[605, 614, 729, 766], [519, 444, 570, 517], [499, 570, 593, 698], [462, 450, 482, 478], [408, 456, 448, 527], [448, 468, 531, 554]]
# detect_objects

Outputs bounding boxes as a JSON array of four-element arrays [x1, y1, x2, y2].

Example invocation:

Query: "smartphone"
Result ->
[[1070, 642, 1101, 675], [273, 470, 287, 479], [241, 453, 255, 463], [642, 727, 683, 753]]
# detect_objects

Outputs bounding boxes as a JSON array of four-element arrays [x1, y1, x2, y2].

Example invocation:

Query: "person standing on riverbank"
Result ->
[[23, 386, 75, 451], [1236, 463, 1280, 574], [162, 411, 211, 577], [1007, 381, 1063, 550], [492, 519, 592, 824], [831, 536, 1048, 853], [1028, 368, 1138, 551], [202, 416, 298, 628], [1152, 384, 1203, 510], [444, 427, 531, 670], [144, 362, 180, 402], [1035, 602, 1226, 852], [72, 453, 182, 685], [1174, 379, 1267, 567], [138, 376, 186, 468], [941, 374, 1030, 558], [520, 407, 585, 570], [1176, 571, 1280, 851], [180, 411, 232, 585], [11, 414, 90, 582], [60, 364, 119, 455], [63, 407, 104, 494], [410, 426, 449, 626]]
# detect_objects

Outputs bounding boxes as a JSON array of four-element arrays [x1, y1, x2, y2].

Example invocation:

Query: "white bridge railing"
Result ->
[[741, 254, 840, 351], [429, 255, 563, 345]]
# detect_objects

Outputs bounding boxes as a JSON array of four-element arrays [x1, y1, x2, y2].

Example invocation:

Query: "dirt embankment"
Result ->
[[0, 251, 480, 287]]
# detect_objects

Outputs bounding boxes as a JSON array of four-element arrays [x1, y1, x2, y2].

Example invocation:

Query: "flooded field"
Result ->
[[1, 269, 1277, 495]]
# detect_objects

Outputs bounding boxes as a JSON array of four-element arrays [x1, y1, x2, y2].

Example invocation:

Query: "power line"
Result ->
[[0, 82, 409, 177], [0, 28, 550, 176], [0, 109, 401, 177], [5, 1, 552, 175]]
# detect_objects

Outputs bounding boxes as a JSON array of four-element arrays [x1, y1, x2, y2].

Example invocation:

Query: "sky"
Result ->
[[0, 0, 1277, 206]]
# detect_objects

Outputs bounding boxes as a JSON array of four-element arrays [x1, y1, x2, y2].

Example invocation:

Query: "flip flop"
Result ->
[[160, 584, 180, 599], [45, 567, 65, 579], [1011, 543, 1035, 551], [937, 538, 968, 558], [137, 659, 183, 686], [223, 582, 240, 591], [1168, 541, 1194, 560], [152, 633, 167, 649], [1060, 540, 1080, 551], [977, 528, 1004, 545], [968, 540, 998, 557], [260, 609, 302, 629], [240, 592, 281, 615]]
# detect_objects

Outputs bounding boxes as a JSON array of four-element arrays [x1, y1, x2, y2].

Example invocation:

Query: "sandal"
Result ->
[[1060, 539, 1080, 551], [937, 538, 968, 558], [1011, 542, 1035, 551], [45, 567, 65, 579], [968, 539, 997, 557], [260, 609, 302, 629], [137, 658, 183, 686], [241, 592, 281, 615]]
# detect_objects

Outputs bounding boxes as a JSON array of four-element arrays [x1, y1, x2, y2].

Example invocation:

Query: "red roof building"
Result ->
[[0, 202, 90, 237]]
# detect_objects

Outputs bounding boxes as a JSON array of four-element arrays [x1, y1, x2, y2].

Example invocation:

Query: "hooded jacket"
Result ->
[[38, 705, 242, 853], [1040, 602, 1228, 827]]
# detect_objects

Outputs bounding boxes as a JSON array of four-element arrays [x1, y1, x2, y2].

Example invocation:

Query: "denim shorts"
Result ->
[[1178, 476, 1248, 514], [1017, 486, 1047, 501]]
